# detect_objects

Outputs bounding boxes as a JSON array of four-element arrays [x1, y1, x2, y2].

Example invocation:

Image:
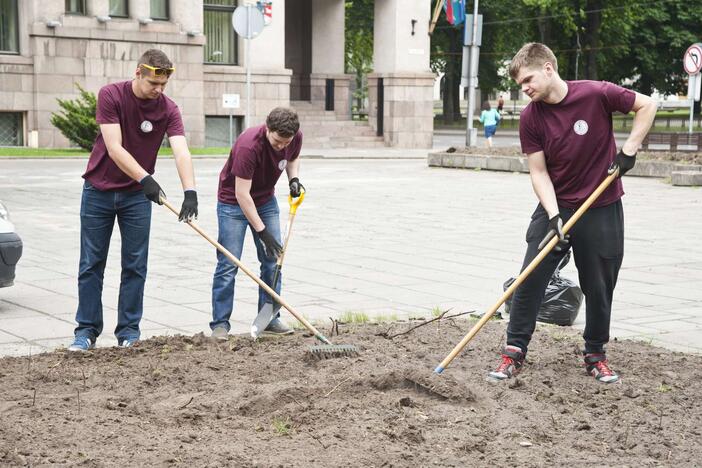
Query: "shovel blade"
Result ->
[[251, 303, 277, 339]]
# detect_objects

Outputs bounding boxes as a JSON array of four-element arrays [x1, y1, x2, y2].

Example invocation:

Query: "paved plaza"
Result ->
[[1, 156, 701, 357]]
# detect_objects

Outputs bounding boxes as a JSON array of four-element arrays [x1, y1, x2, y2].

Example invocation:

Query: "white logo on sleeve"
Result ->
[[278, 160, 288, 170], [573, 120, 589, 135], [140, 120, 153, 133]]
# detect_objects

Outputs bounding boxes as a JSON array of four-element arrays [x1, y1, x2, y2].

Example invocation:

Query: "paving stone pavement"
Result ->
[[0, 157, 701, 357]]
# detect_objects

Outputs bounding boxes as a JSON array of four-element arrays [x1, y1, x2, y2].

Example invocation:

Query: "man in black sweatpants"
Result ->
[[489, 42, 656, 384]]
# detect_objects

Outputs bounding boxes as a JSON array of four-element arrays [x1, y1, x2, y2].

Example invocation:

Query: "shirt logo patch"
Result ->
[[278, 160, 288, 171], [140, 120, 153, 133], [573, 120, 589, 136]]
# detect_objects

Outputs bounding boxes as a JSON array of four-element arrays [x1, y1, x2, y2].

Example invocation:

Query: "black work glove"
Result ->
[[608, 150, 636, 178], [538, 214, 570, 252], [289, 177, 305, 198], [179, 190, 198, 222], [140, 175, 166, 205], [256, 227, 283, 259]]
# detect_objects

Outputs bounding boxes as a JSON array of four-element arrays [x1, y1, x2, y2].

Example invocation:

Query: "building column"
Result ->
[[369, 0, 434, 148], [246, 0, 291, 124], [310, 0, 352, 118]]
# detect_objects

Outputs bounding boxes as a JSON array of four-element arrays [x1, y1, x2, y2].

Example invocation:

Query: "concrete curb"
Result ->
[[672, 170, 702, 186], [427, 151, 702, 180]]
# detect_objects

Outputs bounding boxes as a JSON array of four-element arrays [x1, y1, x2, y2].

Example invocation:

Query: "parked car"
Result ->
[[0, 201, 23, 288]]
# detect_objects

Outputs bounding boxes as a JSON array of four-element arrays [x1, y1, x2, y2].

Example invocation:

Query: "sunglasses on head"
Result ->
[[140, 63, 175, 76]]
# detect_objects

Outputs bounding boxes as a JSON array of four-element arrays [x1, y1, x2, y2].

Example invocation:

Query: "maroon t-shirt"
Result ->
[[519, 80, 635, 208], [83, 81, 185, 191], [218, 125, 303, 206]]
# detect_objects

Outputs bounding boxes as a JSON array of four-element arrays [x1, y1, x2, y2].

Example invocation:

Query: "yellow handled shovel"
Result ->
[[251, 191, 305, 339]]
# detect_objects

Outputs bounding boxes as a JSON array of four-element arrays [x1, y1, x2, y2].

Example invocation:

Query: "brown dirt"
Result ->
[[1, 319, 700, 467], [445, 146, 702, 164]]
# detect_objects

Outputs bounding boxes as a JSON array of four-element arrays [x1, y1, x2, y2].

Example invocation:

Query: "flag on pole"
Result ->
[[443, 0, 466, 26]]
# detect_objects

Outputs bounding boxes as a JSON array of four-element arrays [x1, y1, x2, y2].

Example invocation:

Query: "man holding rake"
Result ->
[[69, 49, 198, 351], [489, 43, 656, 383]]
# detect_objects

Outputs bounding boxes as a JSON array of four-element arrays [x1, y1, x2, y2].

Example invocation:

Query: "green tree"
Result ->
[[50, 84, 98, 151], [345, 0, 374, 114]]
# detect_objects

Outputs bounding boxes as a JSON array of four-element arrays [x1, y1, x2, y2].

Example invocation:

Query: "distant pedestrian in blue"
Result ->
[[479, 101, 501, 148]]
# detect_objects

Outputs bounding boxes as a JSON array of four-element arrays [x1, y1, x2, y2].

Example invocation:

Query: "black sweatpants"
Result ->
[[506, 200, 624, 355]]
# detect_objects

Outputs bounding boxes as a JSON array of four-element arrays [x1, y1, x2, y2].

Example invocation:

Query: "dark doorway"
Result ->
[[285, 0, 312, 101]]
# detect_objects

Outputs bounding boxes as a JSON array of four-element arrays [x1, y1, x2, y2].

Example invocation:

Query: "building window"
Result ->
[[0, 0, 19, 54], [151, 0, 169, 20], [205, 116, 243, 147], [65, 0, 86, 15], [109, 0, 129, 18], [204, 0, 238, 64], [0, 113, 24, 147]]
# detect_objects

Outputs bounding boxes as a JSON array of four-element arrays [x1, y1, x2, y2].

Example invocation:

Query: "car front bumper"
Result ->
[[0, 232, 23, 287]]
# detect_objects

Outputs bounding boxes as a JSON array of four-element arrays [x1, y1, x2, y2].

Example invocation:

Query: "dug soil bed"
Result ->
[[1, 319, 700, 467], [446, 146, 702, 165]]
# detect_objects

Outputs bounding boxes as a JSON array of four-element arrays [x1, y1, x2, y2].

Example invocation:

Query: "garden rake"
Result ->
[[434, 168, 620, 374], [251, 191, 305, 340], [160, 197, 358, 360]]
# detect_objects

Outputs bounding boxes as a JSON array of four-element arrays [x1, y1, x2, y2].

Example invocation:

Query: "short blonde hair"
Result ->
[[509, 43, 558, 79]]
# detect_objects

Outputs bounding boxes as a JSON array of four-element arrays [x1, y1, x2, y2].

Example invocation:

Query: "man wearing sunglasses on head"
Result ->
[[68, 49, 198, 352]]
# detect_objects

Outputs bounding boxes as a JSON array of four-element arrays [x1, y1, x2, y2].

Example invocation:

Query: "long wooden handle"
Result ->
[[428, 0, 444, 35], [434, 170, 620, 374], [161, 199, 330, 344]]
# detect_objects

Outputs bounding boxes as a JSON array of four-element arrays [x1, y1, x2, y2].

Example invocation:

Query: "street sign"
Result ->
[[222, 94, 240, 109], [232, 5, 265, 130], [683, 43, 702, 75], [232, 5, 264, 39]]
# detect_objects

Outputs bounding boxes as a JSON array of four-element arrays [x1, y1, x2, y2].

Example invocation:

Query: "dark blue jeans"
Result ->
[[211, 198, 282, 331], [75, 181, 151, 341]]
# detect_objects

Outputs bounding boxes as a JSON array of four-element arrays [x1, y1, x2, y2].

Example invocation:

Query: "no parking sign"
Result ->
[[684, 43, 702, 75], [684, 43, 702, 102]]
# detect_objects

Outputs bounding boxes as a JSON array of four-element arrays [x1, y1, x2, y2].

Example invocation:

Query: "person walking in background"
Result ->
[[479, 101, 501, 148], [69, 49, 199, 352], [210, 107, 304, 340], [497, 94, 505, 113], [488, 42, 656, 384]]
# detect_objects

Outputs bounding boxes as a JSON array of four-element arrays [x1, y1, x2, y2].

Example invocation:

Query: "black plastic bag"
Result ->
[[502, 252, 583, 326]]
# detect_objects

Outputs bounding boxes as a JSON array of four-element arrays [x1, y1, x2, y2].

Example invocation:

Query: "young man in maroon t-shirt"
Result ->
[[488, 43, 656, 383], [68, 49, 198, 352], [210, 107, 304, 339]]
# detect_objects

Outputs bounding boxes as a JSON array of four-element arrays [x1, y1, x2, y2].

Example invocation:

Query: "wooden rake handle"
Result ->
[[160, 198, 331, 345], [434, 169, 620, 374]]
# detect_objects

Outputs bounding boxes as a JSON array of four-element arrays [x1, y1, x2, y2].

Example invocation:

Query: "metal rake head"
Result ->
[[306, 344, 359, 360]]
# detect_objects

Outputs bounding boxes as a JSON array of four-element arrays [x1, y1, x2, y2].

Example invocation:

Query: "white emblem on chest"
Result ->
[[278, 160, 288, 170], [140, 120, 153, 133], [573, 120, 589, 135]]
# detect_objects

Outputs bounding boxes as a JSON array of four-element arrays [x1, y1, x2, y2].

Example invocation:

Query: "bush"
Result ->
[[50, 84, 98, 151]]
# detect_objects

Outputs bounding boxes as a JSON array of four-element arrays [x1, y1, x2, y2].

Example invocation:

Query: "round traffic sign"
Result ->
[[683, 43, 702, 75], [232, 5, 265, 39]]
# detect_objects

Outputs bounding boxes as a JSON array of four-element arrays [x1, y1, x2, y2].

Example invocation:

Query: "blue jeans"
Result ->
[[75, 181, 151, 341], [211, 198, 282, 331]]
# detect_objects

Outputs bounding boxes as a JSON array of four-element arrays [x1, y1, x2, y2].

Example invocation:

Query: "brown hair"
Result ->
[[481, 100, 491, 111], [138, 49, 173, 70], [509, 42, 558, 79], [266, 107, 300, 137]]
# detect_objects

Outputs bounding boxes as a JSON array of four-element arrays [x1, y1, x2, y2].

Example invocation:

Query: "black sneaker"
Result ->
[[487, 345, 525, 381], [584, 353, 620, 383]]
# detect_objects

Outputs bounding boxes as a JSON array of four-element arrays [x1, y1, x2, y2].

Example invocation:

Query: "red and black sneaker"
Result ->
[[584, 353, 620, 384], [487, 345, 525, 381]]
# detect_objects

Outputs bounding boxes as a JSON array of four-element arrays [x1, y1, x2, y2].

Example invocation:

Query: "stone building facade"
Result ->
[[0, 0, 433, 149]]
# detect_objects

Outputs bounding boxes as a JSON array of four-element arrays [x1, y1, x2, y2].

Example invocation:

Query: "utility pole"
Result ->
[[465, 0, 480, 147]]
